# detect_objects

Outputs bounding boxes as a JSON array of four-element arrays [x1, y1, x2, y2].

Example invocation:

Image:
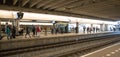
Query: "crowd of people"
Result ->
[[51, 26, 68, 34], [1, 23, 42, 40], [83, 26, 100, 33], [5, 23, 16, 40], [0, 23, 118, 40]]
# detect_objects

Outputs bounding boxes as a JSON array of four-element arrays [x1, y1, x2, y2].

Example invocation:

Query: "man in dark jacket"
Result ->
[[12, 26, 16, 39], [32, 25, 36, 37], [25, 26, 31, 38]]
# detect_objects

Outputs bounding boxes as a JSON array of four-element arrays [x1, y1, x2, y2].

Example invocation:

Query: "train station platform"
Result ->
[[0, 31, 117, 51], [0, 31, 114, 41], [81, 42, 120, 57], [0, 31, 120, 57]]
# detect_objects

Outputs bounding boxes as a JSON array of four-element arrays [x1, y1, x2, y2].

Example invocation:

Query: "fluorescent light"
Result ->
[[0, 10, 117, 24], [20, 22, 53, 25], [1, 21, 53, 25]]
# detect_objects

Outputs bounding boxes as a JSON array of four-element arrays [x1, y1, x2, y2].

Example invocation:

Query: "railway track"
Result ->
[[60, 39, 120, 57], [0, 34, 120, 57]]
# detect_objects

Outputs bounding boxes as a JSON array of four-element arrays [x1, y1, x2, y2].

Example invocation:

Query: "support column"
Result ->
[[53, 23, 56, 34], [44, 26, 47, 36], [104, 24, 108, 31], [91, 24, 93, 27], [103, 24, 105, 31], [76, 22, 79, 33], [15, 20, 20, 35], [12, 20, 16, 26], [0, 20, 1, 37], [100, 24, 105, 31], [91, 24, 93, 33], [100, 24, 103, 31]]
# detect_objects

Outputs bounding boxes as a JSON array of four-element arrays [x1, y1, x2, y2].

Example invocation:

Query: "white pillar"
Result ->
[[100, 24, 104, 31], [91, 24, 93, 27], [104, 24, 108, 31], [15, 20, 20, 35], [100, 24, 106, 31]]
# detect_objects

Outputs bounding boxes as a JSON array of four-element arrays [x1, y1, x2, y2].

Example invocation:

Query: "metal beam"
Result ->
[[29, 0, 43, 8], [0, 20, 1, 37], [22, 0, 30, 7], [70, 0, 92, 9], [56, 0, 84, 10], [49, 0, 78, 10], [36, 0, 54, 8], [13, 0, 18, 5], [57, 0, 104, 10], [73, 0, 113, 11], [36, 0, 48, 8], [43, 0, 65, 9], [3, 0, 6, 4]]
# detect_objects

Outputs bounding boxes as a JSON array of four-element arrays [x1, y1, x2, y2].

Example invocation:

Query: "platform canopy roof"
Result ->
[[0, 0, 120, 21]]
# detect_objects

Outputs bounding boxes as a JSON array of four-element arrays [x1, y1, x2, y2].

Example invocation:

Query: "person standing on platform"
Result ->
[[32, 25, 36, 37], [37, 26, 41, 37], [51, 27, 54, 34], [19, 28, 24, 36], [113, 27, 116, 32], [55, 28, 59, 34], [93, 27, 95, 33], [11, 26, 16, 39], [96, 27, 99, 32], [25, 26, 31, 38], [5, 26, 11, 40], [83, 26, 86, 33], [35, 25, 37, 36], [89, 27, 92, 33], [87, 27, 89, 33]]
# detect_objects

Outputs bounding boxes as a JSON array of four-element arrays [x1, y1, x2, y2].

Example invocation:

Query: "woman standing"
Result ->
[[5, 26, 11, 40], [36, 26, 41, 37]]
